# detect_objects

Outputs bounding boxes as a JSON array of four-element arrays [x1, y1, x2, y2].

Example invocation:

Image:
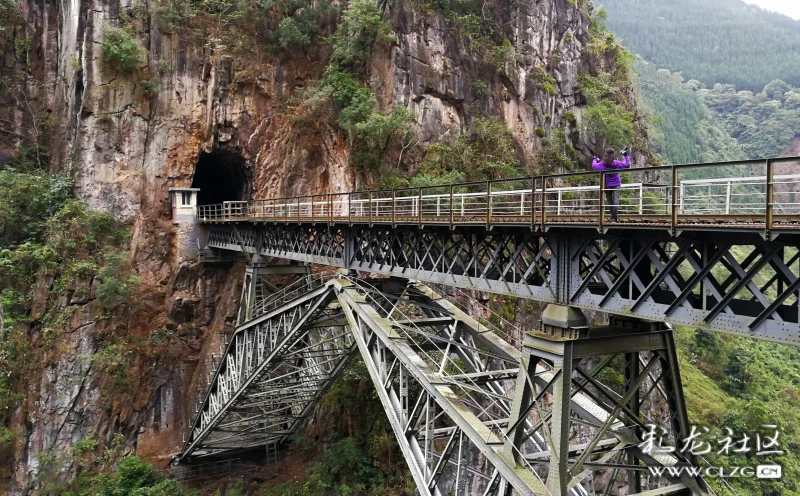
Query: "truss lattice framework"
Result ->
[[181, 285, 354, 458], [204, 223, 800, 344], [177, 276, 706, 495]]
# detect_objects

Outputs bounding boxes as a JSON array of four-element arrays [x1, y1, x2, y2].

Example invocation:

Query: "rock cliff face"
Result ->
[[2, 0, 636, 492]]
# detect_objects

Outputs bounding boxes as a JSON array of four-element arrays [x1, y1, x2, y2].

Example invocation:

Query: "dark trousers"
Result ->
[[605, 187, 620, 220]]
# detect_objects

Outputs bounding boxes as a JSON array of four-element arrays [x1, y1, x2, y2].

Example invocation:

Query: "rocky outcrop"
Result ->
[[2, 0, 622, 492], [380, 0, 590, 161]]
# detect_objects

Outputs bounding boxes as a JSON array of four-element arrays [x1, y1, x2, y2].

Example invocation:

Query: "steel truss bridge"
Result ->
[[177, 158, 800, 495]]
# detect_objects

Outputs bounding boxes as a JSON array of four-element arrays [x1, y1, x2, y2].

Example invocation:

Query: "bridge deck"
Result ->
[[196, 159, 800, 235], [195, 158, 800, 345]]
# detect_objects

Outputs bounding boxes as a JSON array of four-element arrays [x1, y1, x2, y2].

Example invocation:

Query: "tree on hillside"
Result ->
[[600, 0, 800, 92]]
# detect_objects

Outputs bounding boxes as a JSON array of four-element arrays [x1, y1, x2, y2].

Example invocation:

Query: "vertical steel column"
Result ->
[[503, 353, 538, 463], [530, 177, 537, 229], [548, 342, 574, 496], [237, 267, 256, 325], [418, 187, 423, 226], [725, 181, 732, 215], [624, 351, 641, 493]]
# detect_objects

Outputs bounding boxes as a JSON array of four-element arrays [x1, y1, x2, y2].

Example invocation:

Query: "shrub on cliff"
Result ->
[[101, 27, 143, 73], [331, 0, 393, 73], [95, 456, 197, 496], [414, 117, 524, 186]]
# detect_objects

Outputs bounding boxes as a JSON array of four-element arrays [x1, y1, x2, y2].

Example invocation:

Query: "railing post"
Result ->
[[329, 193, 333, 224], [725, 181, 732, 215], [486, 180, 492, 227], [347, 193, 351, 225], [557, 190, 563, 216], [671, 166, 679, 230], [530, 177, 536, 229], [639, 183, 643, 215], [449, 184, 454, 228], [542, 177, 548, 229], [296, 196, 301, 224], [368, 191, 373, 225], [392, 189, 396, 227], [436, 196, 441, 217], [418, 187, 422, 226], [766, 159, 774, 238], [598, 172, 605, 230]]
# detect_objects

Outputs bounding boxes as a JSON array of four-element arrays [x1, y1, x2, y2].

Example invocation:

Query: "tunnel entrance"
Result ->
[[191, 150, 249, 205]]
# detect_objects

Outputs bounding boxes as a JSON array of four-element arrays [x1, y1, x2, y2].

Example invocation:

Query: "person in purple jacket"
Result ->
[[592, 147, 631, 221]]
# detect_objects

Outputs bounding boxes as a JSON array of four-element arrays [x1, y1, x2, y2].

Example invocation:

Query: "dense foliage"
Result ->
[[600, 0, 800, 92], [579, 9, 638, 155], [697, 78, 800, 158], [294, 0, 416, 183], [677, 328, 800, 495], [0, 153, 136, 458], [101, 27, 144, 73], [411, 117, 525, 186], [635, 59, 746, 164]]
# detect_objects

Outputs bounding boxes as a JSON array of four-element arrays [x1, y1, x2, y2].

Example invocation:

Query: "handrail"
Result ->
[[195, 157, 800, 236]]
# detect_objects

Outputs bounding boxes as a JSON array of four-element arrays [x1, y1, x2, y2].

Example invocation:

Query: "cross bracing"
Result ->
[[177, 275, 707, 495], [203, 223, 800, 344]]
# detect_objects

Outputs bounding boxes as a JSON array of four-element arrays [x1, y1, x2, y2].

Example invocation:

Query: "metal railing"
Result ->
[[196, 158, 800, 232]]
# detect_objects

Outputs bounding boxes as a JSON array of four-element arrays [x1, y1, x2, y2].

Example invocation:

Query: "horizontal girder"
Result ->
[[204, 223, 800, 344]]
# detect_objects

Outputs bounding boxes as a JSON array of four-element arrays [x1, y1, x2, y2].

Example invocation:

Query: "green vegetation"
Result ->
[[583, 100, 634, 150], [154, 0, 337, 57], [0, 0, 23, 59], [676, 328, 800, 495], [633, 55, 800, 163], [0, 146, 138, 452], [634, 59, 746, 164], [94, 456, 196, 496], [579, 9, 637, 153], [601, 0, 800, 92], [409, 0, 518, 74], [531, 67, 558, 96], [331, 0, 393, 73], [538, 128, 576, 173], [101, 27, 143, 73], [289, 0, 416, 186], [140, 78, 159, 98], [412, 117, 524, 186], [38, 447, 197, 496], [697, 78, 800, 158]]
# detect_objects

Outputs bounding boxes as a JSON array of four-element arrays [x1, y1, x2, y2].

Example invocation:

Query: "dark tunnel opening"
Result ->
[[191, 150, 249, 205]]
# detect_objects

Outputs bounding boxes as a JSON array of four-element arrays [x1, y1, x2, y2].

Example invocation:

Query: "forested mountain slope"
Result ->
[[635, 59, 745, 164], [600, 0, 800, 92], [636, 57, 800, 162]]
